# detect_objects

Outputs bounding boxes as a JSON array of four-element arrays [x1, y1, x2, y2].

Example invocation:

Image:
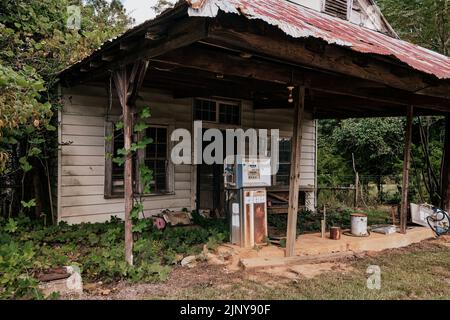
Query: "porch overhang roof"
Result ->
[[58, 0, 450, 119], [187, 0, 449, 80]]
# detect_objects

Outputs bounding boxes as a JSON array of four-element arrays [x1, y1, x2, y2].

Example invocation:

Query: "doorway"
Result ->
[[196, 129, 225, 214]]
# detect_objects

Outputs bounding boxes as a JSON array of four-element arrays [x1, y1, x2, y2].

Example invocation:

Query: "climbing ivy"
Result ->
[[111, 106, 155, 259]]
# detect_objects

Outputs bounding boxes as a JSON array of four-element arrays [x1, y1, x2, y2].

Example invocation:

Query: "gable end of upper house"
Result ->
[[290, 0, 398, 37]]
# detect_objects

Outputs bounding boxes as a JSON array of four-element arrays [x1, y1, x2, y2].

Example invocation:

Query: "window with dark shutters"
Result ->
[[324, 0, 349, 20]]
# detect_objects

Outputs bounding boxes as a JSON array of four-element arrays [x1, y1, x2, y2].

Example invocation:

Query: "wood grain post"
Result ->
[[441, 115, 450, 212], [285, 87, 305, 257], [123, 99, 134, 265], [113, 61, 149, 265], [400, 106, 413, 234]]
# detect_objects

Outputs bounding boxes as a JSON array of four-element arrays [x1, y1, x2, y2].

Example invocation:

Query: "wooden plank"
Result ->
[[61, 146, 104, 156], [62, 135, 105, 146], [62, 166, 105, 176], [441, 115, 450, 212], [61, 185, 104, 196], [174, 180, 191, 190], [286, 87, 306, 257], [62, 105, 110, 117], [61, 190, 191, 207], [61, 198, 191, 217], [62, 156, 105, 166], [62, 125, 104, 136], [65, 17, 208, 86], [104, 121, 114, 199], [400, 106, 414, 234], [61, 176, 104, 186], [63, 115, 105, 126], [154, 45, 450, 107], [207, 19, 450, 99], [241, 251, 356, 270], [113, 66, 134, 266]]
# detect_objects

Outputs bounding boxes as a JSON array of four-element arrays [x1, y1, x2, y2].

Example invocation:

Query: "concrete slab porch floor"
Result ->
[[215, 226, 436, 270]]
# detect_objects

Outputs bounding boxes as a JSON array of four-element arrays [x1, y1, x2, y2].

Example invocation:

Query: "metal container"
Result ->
[[330, 227, 341, 240], [351, 213, 368, 236]]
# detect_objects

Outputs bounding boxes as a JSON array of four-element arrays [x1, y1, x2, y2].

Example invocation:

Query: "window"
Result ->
[[274, 137, 292, 186], [324, 0, 349, 20], [219, 103, 240, 125], [105, 121, 173, 198], [111, 128, 124, 196], [144, 127, 168, 193], [194, 99, 216, 122], [194, 98, 241, 125]]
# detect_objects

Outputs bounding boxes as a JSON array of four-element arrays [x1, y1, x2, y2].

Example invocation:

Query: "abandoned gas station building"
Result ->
[[57, 0, 450, 258]]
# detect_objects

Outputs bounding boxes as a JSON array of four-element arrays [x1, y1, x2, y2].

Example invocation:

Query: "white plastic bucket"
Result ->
[[351, 214, 368, 236]]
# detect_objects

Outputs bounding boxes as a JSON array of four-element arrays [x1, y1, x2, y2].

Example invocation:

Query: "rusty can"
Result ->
[[330, 226, 341, 240]]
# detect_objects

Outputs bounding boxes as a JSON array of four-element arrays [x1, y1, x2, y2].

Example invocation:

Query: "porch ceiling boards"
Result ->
[[59, 0, 450, 119]]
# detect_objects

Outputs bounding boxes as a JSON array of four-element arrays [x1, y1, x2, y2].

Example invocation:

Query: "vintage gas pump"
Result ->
[[224, 157, 271, 248]]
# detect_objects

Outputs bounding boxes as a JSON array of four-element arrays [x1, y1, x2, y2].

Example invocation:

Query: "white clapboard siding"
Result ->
[[61, 190, 191, 207], [62, 156, 105, 166], [62, 125, 104, 136], [61, 198, 191, 217], [58, 85, 317, 224], [63, 115, 105, 126], [63, 135, 105, 146]]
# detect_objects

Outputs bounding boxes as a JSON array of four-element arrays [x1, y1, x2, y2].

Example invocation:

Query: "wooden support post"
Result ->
[[354, 172, 359, 208], [285, 87, 305, 257], [113, 61, 149, 265], [123, 93, 134, 265], [441, 115, 450, 212], [400, 106, 414, 234], [352, 153, 359, 208]]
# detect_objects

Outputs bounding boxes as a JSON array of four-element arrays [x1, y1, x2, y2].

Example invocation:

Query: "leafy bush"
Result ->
[[0, 214, 228, 299]]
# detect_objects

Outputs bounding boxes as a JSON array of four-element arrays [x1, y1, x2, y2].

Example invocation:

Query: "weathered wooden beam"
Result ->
[[400, 106, 414, 234], [286, 87, 305, 257], [152, 46, 450, 112], [207, 17, 450, 99], [63, 17, 208, 86], [441, 115, 450, 212], [113, 67, 134, 265], [112, 60, 149, 265]]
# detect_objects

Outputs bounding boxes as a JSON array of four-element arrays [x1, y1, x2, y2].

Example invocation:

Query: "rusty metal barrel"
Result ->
[[330, 226, 341, 240]]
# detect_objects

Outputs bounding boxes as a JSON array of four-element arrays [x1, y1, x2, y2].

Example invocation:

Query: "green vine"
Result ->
[[111, 106, 154, 259]]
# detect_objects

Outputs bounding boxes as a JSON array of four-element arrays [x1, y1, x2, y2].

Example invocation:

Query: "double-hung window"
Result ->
[[104, 120, 173, 198]]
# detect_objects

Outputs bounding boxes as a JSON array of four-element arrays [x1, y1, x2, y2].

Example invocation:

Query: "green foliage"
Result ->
[[331, 118, 404, 177], [4, 218, 18, 233], [21, 199, 37, 209], [0, 0, 133, 218], [377, 0, 449, 55], [152, 0, 176, 15], [0, 241, 42, 299], [0, 213, 228, 299]]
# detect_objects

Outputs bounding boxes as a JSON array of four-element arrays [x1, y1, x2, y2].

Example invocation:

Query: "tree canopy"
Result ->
[[376, 0, 449, 55], [0, 0, 132, 171], [0, 0, 133, 218]]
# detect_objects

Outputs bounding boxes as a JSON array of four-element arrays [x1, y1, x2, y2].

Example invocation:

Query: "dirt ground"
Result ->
[[71, 235, 450, 300]]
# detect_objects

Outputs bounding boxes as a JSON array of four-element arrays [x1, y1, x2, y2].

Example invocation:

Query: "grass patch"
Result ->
[[142, 242, 450, 300]]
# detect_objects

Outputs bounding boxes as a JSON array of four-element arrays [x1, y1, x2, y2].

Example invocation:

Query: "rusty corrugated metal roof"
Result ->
[[187, 0, 450, 80]]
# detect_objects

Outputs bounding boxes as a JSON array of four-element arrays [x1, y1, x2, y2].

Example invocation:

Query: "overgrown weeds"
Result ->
[[0, 213, 229, 299]]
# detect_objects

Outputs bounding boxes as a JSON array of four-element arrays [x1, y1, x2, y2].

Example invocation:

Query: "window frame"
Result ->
[[135, 122, 175, 196], [193, 98, 242, 126], [104, 117, 175, 199], [272, 135, 293, 187]]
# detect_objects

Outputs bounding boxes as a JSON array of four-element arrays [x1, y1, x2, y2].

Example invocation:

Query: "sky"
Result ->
[[119, 0, 161, 25]]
